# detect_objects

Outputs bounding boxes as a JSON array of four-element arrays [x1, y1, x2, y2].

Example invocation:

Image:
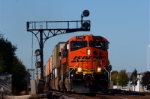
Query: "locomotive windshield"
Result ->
[[89, 41, 106, 50], [70, 41, 87, 51]]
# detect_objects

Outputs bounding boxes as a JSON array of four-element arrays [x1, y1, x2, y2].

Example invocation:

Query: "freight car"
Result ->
[[44, 34, 109, 93]]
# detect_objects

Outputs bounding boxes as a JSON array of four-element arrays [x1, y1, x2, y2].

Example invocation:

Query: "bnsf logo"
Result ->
[[71, 56, 104, 62]]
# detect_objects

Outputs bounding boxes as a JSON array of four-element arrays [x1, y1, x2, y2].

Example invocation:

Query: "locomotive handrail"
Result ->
[[68, 59, 80, 83], [99, 59, 110, 81]]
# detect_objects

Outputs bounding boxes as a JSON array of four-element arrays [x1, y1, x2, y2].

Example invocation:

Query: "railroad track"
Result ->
[[51, 92, 149, 99], [30, 89, 150, 99]]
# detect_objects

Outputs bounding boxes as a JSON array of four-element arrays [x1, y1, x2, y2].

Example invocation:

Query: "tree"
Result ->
[[141, 71, 150, 87], [0, 36, 30, 94], [0, 55, 5, 72], [12, 56, 29, 94], [118, 69, 129, 88], [111, 71, 118, 85], [130, 68, 138, 91], [0, 36, 17, 73]]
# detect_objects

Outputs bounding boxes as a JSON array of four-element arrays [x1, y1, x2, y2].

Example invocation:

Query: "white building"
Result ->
[[113, 72, 147, 92], [131, 73, 146, 92]]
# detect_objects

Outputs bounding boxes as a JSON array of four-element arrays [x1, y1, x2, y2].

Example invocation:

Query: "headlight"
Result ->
[[87, 49, 91, 55], [97, 67, 102, 72], [77, 67, 82, 72]]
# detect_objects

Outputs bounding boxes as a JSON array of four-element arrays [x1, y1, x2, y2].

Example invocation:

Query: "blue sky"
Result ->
[[0, 0, 149, 73]]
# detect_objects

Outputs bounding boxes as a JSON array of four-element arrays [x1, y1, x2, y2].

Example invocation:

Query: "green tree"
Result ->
[[12, 56, 29, 94], [141, 71, 150, 87], [118, 69, 129, 88], [130, 69, 138, 91], [0, 36, 16, 73], [111, 71, 118, 85], [0, 55, 5, 72], [0, 36, 30, 94]]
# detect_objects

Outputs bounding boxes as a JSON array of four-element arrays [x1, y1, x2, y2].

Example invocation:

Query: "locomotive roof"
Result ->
[[69, 34, 108, 41]]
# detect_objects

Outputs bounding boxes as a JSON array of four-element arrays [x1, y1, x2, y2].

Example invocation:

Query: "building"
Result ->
[[112, 72, 147, 92]]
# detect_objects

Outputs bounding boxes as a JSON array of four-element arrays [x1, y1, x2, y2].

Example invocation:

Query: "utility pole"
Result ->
[[26, 10, 90, 80]]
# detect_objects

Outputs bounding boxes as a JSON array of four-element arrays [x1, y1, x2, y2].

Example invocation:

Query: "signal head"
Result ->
[[82, 21, 90, 29], [82, 10, 90, 17], [35, 49, 41, 56]]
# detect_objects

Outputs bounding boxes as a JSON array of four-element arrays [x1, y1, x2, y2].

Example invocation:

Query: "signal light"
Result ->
[[81, 10, 90, 30], [35, 49, 41, 56], [82, 21, 90, 29], [35, 61, 41, 68], [82, 10, 90, 17]]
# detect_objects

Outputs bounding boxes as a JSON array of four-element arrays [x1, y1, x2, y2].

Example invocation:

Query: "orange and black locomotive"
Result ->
[[45, 34, 109, 93]]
